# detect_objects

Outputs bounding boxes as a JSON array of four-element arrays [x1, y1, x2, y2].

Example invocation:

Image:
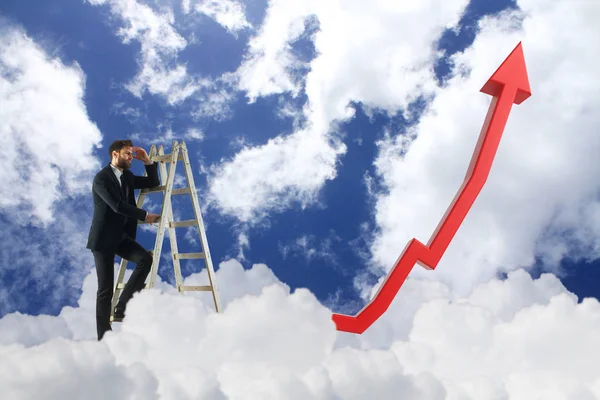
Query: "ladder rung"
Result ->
[[175, 252, 205, 260], [170, 220, 197, 228], [179, 285, 212, 292], [141, 185, 166, 194], [151, 154, 183, 163], [140, 186, 191, 195], [171, 188, 191, 195], [138, 219, 164, 225]]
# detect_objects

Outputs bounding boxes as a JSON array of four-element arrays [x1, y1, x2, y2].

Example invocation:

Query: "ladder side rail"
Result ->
[[146, 141, 179, 288], [158, 143, 185, 290], [180, 141, 221, 312]]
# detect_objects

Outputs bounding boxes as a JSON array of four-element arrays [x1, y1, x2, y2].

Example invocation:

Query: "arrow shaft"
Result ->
[[333, 239, 425, 333], [428, 83, 518, 259]]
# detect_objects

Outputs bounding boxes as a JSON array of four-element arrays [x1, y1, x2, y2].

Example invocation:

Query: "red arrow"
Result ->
[[332, 42, 532, 334]]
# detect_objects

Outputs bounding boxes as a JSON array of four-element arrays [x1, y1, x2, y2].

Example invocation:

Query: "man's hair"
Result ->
[[108, 140, 133, 158]]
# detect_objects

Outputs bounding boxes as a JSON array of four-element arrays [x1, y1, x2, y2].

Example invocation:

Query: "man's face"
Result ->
[[114, 146, 133, 169]]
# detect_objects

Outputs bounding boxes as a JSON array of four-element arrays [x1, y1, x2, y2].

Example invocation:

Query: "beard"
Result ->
[[116, 156, 131, 170]]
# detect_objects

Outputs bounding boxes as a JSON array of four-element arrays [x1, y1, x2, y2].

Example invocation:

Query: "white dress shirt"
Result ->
[[110, 163, 148, 219], [109, 164, 123, 186]]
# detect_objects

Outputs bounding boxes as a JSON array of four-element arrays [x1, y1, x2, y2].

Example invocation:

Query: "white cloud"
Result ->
[[236, 0, 468, 121], [235, 1, 315, 102], [0, 339, 158, 400], [186, 0, 251, 34], [279, 233, 340, 266], [206, 128, 345, 224], [185, 127, 204, 141], [352, 268, 577, 349], [393, 293, 600, 399], [0, 313, 72, 347], [0, 22, 107, 318], [368, 0, 600, 295], [190, 77, 237, 121], [86, 0, 197, 104], [1, 259, 599, 399], [86, 0, 248, 112], [0, 22, 102, 224], [276, 97, 305, 129], [206, 0, 470, 227]]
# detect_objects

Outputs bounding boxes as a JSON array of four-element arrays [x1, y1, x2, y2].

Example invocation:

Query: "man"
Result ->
[[86, 139, 161, 341]]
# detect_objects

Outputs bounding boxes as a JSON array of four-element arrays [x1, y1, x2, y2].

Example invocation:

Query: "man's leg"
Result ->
[[114, 236, 153, 315], [92, 250, 115, 341]]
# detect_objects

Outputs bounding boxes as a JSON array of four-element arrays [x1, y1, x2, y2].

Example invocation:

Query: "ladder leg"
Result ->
[[180, 141, 221, 312], [158, 144, 184, 289], [146, 141, 179, 289], [166, 195, 183, 289]]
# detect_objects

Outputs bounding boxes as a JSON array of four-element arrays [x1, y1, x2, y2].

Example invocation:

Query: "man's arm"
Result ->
[[131, 146, 160, 189], [93, 174, 147, 221], [132, 161, 160, 189]]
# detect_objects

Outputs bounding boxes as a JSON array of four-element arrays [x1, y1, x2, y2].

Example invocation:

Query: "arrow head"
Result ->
[[480, 42, 531, 104]]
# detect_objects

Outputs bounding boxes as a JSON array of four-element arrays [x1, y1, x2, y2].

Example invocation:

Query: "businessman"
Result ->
[[86, 139, 161, 341]]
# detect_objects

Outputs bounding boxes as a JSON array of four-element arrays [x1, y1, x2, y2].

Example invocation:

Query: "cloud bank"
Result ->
[[1, 260, 599, 399]]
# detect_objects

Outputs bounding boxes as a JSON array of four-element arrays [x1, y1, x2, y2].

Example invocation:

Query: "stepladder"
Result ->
[[110, 140, 221, 322]]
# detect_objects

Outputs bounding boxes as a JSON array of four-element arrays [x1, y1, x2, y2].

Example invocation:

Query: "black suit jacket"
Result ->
[[86, 162, 160, 253]]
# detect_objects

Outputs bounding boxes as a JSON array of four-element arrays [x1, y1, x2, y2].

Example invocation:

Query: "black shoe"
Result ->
[[113, 307, 125, 321]]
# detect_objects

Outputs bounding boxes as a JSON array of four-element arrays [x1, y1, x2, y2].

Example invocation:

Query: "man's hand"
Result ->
[[145, 212, 161, 224], [133, 146, 152, 165]]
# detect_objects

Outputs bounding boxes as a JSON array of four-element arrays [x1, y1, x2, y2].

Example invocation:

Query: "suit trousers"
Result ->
[[92, 235, 153, 341]]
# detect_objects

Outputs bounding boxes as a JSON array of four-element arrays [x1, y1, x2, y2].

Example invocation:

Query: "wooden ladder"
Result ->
[[110, 140, 221, 322]]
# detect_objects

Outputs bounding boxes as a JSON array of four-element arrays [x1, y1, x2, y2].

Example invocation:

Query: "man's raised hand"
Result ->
[[132, 146, 152, 164]]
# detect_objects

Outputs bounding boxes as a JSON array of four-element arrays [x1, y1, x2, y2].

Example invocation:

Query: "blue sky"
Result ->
[[1, 0, 598, 320]]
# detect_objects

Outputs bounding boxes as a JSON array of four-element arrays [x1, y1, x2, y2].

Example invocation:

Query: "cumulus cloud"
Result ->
[[206, 0, 470, 227], [85, 0, 246, 113], [85, 0, 196, 104], [0, 339, 158, 400], [234, 0, 315, 101], [368, 0, 600, 295], [206, 128, 345, 224], [1, 259, 599, 399], [183, 0, 251, 35], [0, 22, 106, 316], [0, 22, 102, 224]]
